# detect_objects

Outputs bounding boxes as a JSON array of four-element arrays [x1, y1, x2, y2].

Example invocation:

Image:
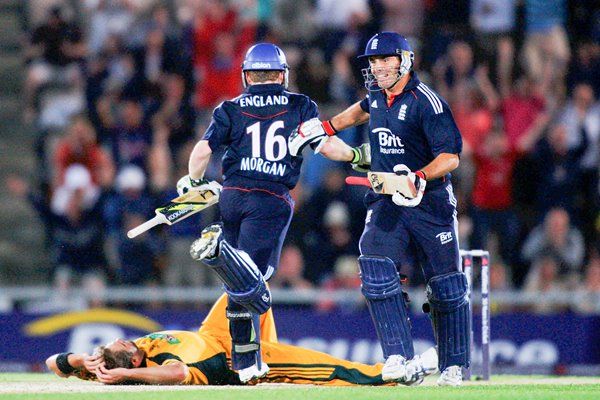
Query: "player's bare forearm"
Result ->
[[96, 362, 189, 385], [420, 153, 460, 180], [46, 353, 86, 378], [188, 140, 213, 180], [329, 102, 370, 131], [319, 136, 355, 161], [319, 102, 369, 160]]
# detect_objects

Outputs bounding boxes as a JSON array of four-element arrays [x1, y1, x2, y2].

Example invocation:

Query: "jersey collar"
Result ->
[[383, 72, 420, 106], [139, 355, 147, 367], [246, 83, 285, 94], [403, 71, 420, 92]]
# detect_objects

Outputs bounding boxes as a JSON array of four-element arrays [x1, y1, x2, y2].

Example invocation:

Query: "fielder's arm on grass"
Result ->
[[46, 352, 99, 381], [46, 347, 188, 385], [93, 361, 188, 385]]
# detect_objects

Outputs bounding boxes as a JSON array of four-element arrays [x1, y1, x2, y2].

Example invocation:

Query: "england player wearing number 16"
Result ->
[[289, 32, 467, 386], [177, 43, 320, 383]]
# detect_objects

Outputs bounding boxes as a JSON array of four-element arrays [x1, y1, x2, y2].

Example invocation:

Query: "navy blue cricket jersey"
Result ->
[[359, 72, 462, 193], [203, 83, 318, 191]]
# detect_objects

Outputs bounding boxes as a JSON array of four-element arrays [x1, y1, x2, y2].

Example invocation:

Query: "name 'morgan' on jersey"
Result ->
[[203, 83, 319, 190]]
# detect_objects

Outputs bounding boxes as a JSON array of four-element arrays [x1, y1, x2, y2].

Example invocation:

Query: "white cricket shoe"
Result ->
[[382, 354, 408, 381], [437, 365, 462, 386], [238, 362, 269, 383], [403, 347, 439, 386], [190, 224, 222, 261]]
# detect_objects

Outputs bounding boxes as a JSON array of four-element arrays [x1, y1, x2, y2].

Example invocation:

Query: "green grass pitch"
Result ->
[[0, 373, 599, 400]]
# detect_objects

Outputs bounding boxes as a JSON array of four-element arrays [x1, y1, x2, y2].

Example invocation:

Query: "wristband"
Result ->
[[56, 352, 76, 375], [322, 120, 338, 136], [415, 170, 427, 181], [351, 147, 361, 164], [189, 177, 206, 187]]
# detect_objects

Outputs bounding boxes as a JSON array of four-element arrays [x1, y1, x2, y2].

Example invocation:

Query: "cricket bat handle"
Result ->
[[345, 176, 371, 188], [127, 215, 166, 239]]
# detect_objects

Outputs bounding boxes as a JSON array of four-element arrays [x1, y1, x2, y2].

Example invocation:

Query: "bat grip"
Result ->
[[127, 216, 163, 239], [345, 176, 371, 188]]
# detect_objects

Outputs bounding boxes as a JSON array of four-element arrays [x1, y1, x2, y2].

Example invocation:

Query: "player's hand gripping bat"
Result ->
[[345, 171, 417, 198], [127, 183, 221, 239]]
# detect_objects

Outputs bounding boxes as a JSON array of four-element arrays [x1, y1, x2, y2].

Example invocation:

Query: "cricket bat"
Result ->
[[345, 171, 417, 198], [127, 186, 220, 239]]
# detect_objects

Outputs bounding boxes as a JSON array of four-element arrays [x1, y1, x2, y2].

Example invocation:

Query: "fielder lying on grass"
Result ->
[[47, 294, 437, 386]]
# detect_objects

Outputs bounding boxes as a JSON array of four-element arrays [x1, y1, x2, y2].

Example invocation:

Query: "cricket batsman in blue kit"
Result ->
[[289, 32, 467, 386], [176, 43, 319, 383], [178, 42, 438, 386]]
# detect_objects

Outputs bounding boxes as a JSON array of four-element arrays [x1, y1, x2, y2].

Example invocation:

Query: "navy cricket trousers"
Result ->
[[219, 185, 294, 280], [359, 185, 461, 282]]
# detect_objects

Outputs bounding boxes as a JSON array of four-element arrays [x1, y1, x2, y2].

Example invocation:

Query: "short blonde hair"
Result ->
[[247, 70, 282, 83], [95, 345, 135, 369]]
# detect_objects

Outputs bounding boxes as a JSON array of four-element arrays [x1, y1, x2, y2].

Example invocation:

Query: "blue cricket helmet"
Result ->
[[359, 32, 414, 91], [241, 43, 289, 89], [358, 32, 413, 58]]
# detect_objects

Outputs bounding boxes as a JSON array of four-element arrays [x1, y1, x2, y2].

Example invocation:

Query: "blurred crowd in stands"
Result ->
[[6, 0, 600, 313]]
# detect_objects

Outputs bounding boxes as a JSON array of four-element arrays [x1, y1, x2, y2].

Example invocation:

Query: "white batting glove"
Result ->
[[288, 118, 329, 156], [391, 164, 426, 207], [176, 175, 222, 197]]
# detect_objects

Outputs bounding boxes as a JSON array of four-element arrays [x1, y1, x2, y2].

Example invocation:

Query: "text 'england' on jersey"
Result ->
[[203, 84, 319, 190], [359, 72, 462, 192]]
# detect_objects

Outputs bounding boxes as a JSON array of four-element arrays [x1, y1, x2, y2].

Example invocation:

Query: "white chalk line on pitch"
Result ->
[[1, 375, 600, 393]]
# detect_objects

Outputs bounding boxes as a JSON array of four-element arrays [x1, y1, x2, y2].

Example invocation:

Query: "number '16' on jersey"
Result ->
[[202, 83, 319, 190]]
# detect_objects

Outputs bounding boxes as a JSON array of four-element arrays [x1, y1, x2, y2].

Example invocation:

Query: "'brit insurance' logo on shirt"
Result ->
[[398, 104, 407, 120], [374, 127, 404, 155], [436, 231, 453, 245]]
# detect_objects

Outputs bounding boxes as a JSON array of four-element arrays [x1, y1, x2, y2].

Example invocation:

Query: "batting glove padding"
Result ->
[[351, 143, 371, 172], [288, 118, 328, 156], [391, 164, 426, 207], [176, 175, 222, 197]]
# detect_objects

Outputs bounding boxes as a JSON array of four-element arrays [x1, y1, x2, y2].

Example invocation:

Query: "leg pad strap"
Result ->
[[426, 271, 470, 370], [213, 240, 271, 315], [227, 302, 262, 370], [359, 255, 414, 359]]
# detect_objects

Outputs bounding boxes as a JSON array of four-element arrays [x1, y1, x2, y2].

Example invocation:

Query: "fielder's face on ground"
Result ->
[[106, 339, 138, 354], [368, 56, 401, 88]]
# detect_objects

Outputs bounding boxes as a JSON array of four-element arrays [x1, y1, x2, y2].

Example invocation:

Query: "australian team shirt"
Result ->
[[134, 330, 239, 385]]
